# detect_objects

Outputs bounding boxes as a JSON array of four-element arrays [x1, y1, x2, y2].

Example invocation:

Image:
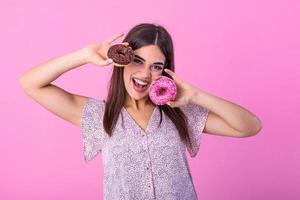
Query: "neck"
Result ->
[[125, 95, 154, 111]]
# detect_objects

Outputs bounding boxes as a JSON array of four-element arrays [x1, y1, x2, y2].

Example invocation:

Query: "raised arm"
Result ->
[[163, 68, 262, 137], [19, 33, 126, 127]]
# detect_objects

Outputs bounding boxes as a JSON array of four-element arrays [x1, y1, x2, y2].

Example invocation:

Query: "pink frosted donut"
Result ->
[[149, 76, 177, 105]]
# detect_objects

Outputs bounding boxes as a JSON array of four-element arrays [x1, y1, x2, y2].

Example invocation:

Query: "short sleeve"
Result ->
[[80, 97, 106, 162], [181, 103, 209, 158]]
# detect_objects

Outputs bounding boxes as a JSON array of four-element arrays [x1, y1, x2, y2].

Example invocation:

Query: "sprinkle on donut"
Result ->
[[149, 76, 177, 105]]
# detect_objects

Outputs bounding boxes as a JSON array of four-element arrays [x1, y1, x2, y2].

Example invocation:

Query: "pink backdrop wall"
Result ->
[[1, 0, 299, 199]]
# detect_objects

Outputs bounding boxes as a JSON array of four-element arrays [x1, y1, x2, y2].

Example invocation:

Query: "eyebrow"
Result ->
[[134, 55, 164, 66]]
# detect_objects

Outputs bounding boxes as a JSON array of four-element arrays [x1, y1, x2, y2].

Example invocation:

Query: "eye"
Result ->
[[153, 65, 163, 71], [134, 59, 143, 64]]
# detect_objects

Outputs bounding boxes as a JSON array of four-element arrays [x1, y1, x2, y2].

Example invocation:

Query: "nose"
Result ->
[[140, 65, 152, 78]]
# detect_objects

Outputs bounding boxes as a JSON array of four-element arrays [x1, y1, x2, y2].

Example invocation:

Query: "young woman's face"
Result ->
[[123, 44, 166, 101]]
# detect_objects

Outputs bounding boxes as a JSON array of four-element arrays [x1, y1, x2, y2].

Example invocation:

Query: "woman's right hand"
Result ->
[[80, 32, 129, 67]]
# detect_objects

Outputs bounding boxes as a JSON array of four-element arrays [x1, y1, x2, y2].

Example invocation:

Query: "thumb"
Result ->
[[107, 58, 113, 64], [96, 58, 113, 66], [166, 100, 180, 108]]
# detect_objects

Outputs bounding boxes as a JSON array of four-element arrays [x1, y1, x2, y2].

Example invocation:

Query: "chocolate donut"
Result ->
[[107, 44, 134, 66]]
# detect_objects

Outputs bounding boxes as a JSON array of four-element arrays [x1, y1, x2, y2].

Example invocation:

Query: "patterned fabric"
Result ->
[[81, 97, 209, 200]]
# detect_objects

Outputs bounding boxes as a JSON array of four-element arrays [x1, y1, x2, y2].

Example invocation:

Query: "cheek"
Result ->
[[123, 66, 136, 84], [152, 73, 162, 81], [124, 65, 138, 78]]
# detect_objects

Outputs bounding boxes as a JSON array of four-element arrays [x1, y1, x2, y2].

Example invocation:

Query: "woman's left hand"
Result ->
[[161, 69, 200, 108]]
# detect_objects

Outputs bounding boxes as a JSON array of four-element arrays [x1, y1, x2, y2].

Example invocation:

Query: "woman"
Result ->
[[19, 23, 262, 199]]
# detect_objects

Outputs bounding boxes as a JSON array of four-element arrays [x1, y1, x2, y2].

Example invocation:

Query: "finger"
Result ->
[[121, 42, 129, 46], [164, 69, 177, 80], [106, 32, 124, 44], [166, 100, 179, 107], [97, 58, 113, 66], [121, 42, 132, 50], [107, 58, 113, 64]]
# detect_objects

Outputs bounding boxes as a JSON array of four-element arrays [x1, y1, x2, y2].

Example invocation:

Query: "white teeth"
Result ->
[[133, 78, 148, 86]]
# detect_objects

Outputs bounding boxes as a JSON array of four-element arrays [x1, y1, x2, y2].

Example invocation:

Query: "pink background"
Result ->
[[1, 0, 299, 199]]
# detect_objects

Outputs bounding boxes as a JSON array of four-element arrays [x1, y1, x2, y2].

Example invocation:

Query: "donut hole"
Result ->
[[117, 49, 125, 57], [157, 87, 167, 95]]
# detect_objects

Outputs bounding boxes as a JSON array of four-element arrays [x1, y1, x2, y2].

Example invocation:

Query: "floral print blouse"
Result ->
[[81, 97, 209, 200]]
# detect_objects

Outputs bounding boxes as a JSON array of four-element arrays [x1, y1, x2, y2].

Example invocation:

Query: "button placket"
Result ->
[[141, 131, 148, 152], [147, 174, 153, 188], [141, 130, 146, 137], [146, 159, 151, 170], [142, 129, 156, 196]]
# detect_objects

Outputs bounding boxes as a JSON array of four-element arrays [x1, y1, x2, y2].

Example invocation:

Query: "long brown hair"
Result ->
[[103, 23, 191, 147]]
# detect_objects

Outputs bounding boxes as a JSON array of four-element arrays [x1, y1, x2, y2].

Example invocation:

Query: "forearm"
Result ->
[[191, 89, 262, 135], [19, 49, 88, 89]]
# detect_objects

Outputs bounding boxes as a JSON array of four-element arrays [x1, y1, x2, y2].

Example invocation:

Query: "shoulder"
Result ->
[[81, 97, 106, 123], [80, 97, 106, 162], [83, 97, 106, 111]]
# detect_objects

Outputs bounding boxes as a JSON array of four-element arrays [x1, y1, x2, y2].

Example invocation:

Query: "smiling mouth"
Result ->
[[132, 78, 149, 89]]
